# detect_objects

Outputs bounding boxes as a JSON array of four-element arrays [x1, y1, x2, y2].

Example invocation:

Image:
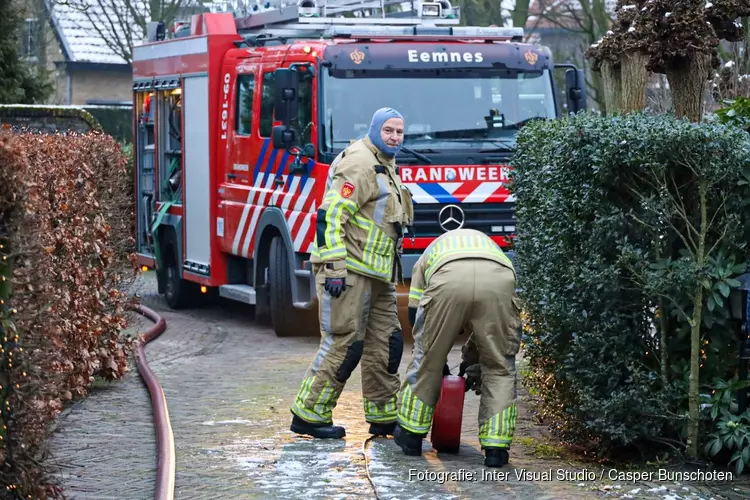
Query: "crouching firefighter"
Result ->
[[394, 228, 522, 467], [289, 107, 415, 439]]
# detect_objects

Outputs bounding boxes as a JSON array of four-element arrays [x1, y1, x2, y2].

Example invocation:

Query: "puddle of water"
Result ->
[[202, 418, 255, 426]]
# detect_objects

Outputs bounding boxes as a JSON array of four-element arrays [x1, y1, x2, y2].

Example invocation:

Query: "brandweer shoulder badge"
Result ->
[[341, 182, 355, 198]]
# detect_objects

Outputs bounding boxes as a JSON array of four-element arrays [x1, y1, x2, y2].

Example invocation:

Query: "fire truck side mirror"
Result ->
[[273, 68, 299, 126], [565, 68, 587, 114], [272, 125, 297, 150]]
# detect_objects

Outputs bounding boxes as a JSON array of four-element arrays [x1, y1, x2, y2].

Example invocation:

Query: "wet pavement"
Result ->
[[47, 272, 750, 499]]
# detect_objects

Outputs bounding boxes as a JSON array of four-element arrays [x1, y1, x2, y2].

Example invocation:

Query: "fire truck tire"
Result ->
[[268, 236, 300, 337], [162, 237, 194, 310]]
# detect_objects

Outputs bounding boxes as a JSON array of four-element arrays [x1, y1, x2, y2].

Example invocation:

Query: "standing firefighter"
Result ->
[[290, 108, 414, 439], [394, 228, 522, 467]]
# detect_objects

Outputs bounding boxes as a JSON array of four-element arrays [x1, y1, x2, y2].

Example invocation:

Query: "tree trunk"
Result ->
[[687, 181, 708, 460], [665, 54, 712, 123], [620, 50, 650, 113], [659, 297, 669, 387], [655, 241, 669, 388], [601, 61, 623, 115], [512, 0, 531, 27], [687, 286, 704, 459]]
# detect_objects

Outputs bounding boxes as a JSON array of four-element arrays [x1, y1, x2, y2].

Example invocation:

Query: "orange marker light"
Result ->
[[200, 286, 208, 294]]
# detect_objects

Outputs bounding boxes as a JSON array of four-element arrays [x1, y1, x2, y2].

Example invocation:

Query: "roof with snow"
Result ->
[[44, 0, 224, 65], [45, 0, 146, 65], [43, 0, 527, 65], [43, 0, 350, 65]]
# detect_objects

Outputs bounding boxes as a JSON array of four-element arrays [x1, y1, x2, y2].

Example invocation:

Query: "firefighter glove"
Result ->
[[324, 277, 346, 298], [460, 363, 482, 395], [323, 261, 347, 298]]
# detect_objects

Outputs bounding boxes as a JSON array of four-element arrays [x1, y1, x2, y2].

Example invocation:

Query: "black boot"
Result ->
[[484, 447, 509, 467], [393, 424, 425, 456], [290, 414, 346, 439], [368, 421, 396, 436]]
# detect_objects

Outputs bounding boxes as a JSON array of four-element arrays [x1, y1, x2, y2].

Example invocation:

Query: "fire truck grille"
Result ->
[[410, 202, 517, 238]]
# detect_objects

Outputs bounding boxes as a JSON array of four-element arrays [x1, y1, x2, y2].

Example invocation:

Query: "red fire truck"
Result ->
[[132, 0, 587, 337]]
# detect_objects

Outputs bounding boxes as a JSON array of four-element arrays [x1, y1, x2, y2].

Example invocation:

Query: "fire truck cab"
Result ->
[[132, 0, 587, 337]]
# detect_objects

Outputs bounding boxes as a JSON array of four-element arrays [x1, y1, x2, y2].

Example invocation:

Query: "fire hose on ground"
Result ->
[[132, 300, 379, 500], [130, 304, 175, 500], [362, 365, 465, 500], [128, 303, 465, 500]]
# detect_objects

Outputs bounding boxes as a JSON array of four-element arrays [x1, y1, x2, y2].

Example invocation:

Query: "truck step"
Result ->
[[218, 284, 256, 305], [294, 269, 311, 278]]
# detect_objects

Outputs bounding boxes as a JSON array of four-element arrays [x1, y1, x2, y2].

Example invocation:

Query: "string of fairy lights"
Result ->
[[0, 234, 11, 462], [0, 228, 25, 496], [0, 234, 9, 447]]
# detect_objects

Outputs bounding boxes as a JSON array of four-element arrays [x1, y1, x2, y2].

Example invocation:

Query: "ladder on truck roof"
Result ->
[[232, 0, 524, 42], [234, 0, 458, 27]]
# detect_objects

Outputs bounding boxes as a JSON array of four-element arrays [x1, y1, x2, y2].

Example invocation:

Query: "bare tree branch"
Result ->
[[62, 0, 192, 64]]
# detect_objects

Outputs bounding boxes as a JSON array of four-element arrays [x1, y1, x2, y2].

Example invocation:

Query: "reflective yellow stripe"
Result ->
[[350, 213, 372, 230], [318, 247, 347, 260], [397, 384, 434, 434], [345, 257, 390, 280], [478, 404, 517, 448], [424, 233, 512, 282], [408, 287, 423, 302], [313, 199, 397, 281], [291, 376, 342, 424], [363, 396, 398, 423], [337, 214, 395, 280], [318, 192, 358, 259]]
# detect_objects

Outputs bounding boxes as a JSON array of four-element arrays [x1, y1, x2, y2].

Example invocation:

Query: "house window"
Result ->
[[21, 18, 38, 60], [236, 73, 254, 136]]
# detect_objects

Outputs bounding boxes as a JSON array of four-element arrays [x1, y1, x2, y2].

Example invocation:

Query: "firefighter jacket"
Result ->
[[311, 136, 414, 283], [408, 228, 515, 308]]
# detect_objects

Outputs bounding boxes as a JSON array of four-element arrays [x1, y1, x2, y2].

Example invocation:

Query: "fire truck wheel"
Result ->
[[268, 236, 298, 337], [163, 239, 194, 310]]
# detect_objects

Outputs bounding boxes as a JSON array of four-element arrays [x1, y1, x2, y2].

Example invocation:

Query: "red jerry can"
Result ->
[[430, 375, 465, 453]]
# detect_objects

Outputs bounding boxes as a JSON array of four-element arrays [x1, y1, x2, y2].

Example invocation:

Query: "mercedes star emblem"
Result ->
[[438, 204, 465, 232]]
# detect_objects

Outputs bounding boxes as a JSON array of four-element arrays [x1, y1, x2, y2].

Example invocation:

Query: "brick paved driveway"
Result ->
[[47, 272, 750, 500]]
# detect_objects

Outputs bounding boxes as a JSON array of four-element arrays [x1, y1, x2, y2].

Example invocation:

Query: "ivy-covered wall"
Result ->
[[0, 105, 133, 143], [83, 106, 132, 143], [0, 105, 102, 134]]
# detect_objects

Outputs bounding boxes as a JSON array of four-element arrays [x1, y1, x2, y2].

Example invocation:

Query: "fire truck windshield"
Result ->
[[320, 68, 556, 155]]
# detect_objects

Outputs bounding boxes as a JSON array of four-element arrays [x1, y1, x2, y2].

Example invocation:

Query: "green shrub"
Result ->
[[510, 111, 750, 458], [84, 106, 132, 143], [714, 96, 750, 133], [0, 105, 102, 135], [0, 104, 133, 143]]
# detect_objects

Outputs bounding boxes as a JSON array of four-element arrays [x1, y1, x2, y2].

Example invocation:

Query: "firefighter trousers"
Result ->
[[291, 266, 404, 425], [397, 258, 522, 449]]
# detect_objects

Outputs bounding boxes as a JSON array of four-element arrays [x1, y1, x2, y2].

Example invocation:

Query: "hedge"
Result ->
[[510, 111, 750, 459], [0, 105, 134, 144], [0, 105, 103, 135], [0, 130, 138, 497], [83, 106, 132, 143]]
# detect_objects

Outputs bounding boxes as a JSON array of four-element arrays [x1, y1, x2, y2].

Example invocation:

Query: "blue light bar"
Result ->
[[325, 25, 525, 41]]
